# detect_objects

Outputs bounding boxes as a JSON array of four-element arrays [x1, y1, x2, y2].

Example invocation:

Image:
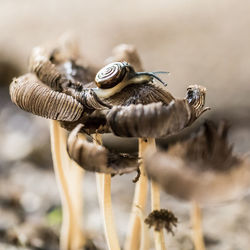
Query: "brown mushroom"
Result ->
[[145, 121, 250, 250], [9, 36, 209, 250]]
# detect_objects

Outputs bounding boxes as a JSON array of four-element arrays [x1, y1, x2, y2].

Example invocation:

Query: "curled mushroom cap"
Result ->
[[29, 46, 70, 91], [105, 43, 143, 72], [67, 124, 139, 174], [106, 85, 209, 138], [145, 121, 250, 204], [10, 40, 209, 141], [10, 73, 84, 122]]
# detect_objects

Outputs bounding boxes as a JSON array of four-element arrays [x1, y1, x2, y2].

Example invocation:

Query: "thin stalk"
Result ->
[[124, 138, 149, 250], [149, 138, 166, 250], [191, 201, 206, 250], [94, 134, 120, 250], [134, 206, 150, 250], [151, 181, 166, 250], [50, 120, 84, 250], [59, 127, 85, 250]]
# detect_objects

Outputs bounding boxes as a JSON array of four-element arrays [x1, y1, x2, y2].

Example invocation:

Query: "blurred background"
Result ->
[[1, 0, 250, 249]]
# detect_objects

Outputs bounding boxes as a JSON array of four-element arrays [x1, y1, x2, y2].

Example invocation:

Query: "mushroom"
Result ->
[[144, 121, 250, 250], [9, 36, 96, 250], [103, 45, 209, 250], [9, 37, 209, 250], [42, 37, 88, 250]]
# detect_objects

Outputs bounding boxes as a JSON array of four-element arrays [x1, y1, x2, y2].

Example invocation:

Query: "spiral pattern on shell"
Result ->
[[95, 62, 127, 89], [10, 73, 84, 122]]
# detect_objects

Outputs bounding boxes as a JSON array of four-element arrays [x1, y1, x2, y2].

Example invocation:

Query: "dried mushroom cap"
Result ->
[[102, 81, 174, 107], [107, 101, 191, 138], [176, 121, 240, 172], [10, 73, 84, 122], [145, 209, 178, 234], [105, 43, 143, 72], [49, 33, 81, 63], [107, 85, 209, 138], [29, 46, 70, 91], [67, 124, 139, 174], [186, 85, 207, 117], [145, 121, 250, 204], [10, 40, 209, 141]]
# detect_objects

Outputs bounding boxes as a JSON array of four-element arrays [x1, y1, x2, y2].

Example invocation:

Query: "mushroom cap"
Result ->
[[145, 121, 250, 204], [105, 43, 143, 72], [67, 124, 139, 174]]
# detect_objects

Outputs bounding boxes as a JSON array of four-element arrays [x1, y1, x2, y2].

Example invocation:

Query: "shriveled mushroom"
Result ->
[[9, 36, 209, 250], [145, 121, 250, 250], [104, 45, 209, 250], [40, 37, 87, 250]]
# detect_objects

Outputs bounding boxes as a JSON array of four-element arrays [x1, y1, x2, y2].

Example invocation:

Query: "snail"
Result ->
[[93, 61, 169, 99]]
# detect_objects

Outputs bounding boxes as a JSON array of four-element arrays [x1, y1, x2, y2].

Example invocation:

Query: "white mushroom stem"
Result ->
[[94, 134, 120, 250], [50, 120, 84, 250], [151, 181, 166, 250], [149, 138, 166, 250], [134, 206, 150, 250], [191, 201, 206, 250], [124, 138, 149, 250]]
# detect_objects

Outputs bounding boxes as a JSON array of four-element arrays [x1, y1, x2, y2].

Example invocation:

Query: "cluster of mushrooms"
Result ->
[[9, 36, 250, 250]]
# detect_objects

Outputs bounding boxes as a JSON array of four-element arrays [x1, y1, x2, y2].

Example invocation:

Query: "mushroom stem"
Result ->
[[151, 181, 166, 250], [149, 138, 166, 250], [124, 138, 149, 250], [191, 201, 205, 250], [135, 205, 150, 250], [50, 120, 84, 250], [94, 134, 120, 250]]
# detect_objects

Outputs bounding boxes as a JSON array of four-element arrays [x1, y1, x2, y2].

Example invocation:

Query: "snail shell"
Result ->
[[95, 62, 128, 89]]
